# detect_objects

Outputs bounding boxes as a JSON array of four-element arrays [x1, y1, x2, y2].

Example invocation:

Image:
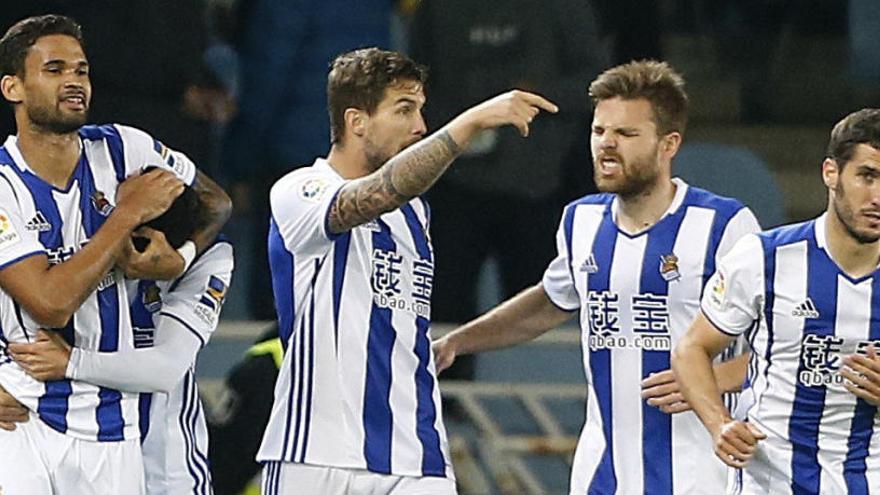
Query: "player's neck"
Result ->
[[326, 143, 371, 179], [824, 208, 880, 278], [615, 178, 676, 235], [15, 121, 81, 189]]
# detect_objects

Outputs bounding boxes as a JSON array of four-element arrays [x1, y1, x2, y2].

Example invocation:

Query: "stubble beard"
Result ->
[[833, 181, 880, 244], [27, 103, 87, 134]]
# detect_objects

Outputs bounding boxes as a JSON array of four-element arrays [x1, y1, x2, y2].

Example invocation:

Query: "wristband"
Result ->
[[177, 240, 197, 273]]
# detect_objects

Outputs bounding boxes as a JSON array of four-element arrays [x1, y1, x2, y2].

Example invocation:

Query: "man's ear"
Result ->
[[344, 107, 367, 139], [0, 74, 23, 104], [822, 158, 839, 190]]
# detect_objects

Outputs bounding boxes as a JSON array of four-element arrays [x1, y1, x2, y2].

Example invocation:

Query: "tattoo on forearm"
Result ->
[[328, 130, 462, 233]]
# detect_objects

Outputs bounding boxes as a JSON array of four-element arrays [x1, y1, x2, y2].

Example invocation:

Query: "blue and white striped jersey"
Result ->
[[134, 242, 232, 495], [0, 124, 195, 442], [257, 159, 452, 479], [702, 213, 880, 494], [543, 179, 760, 494]]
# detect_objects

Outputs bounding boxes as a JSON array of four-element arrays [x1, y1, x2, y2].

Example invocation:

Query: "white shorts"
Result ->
[[0, 413, 144, 495], [261, 462, 457, 495]]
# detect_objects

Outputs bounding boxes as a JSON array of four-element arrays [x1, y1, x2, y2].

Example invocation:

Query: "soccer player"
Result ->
[[672, 108, 880, 494], [0, 14, 231, 494], [431, 60, 760, 494], [259, 47, 557, 494], [8, 185, 233, 495]]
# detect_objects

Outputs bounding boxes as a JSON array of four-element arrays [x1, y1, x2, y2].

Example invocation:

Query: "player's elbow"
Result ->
[[29, 306, 73, 329], [24, 294, 77, 328]]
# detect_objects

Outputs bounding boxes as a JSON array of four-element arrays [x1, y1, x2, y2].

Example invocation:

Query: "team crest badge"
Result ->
[[91, 191, 115, 216], [659, 253, 681, 282], [142, 284, 162, 313]]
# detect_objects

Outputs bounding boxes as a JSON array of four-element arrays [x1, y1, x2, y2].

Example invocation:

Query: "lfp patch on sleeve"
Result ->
[[299, 177, 331, 202], [706, 270, 727, 310], [0, 208, 22, 250]]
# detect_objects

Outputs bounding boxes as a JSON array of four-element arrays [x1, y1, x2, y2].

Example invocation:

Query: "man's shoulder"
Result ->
[[270, 161, 342, 207], [682, 184, 747, 217], [756, 219, 815, 249]]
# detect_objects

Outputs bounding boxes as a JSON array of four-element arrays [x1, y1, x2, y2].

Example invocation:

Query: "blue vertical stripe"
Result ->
[[638, 209, 687, 494], [402, 204, 445, 476], [843, 275, 880, 492], [78, 149, 125, 441], [192, 395, 213, 494], [789, 234, 837, 493], [363, 219, 397, 474], [138, 393, 153, 442], [79, 125, 126, 182], [188, 372, 211, 493], [179, 372, 206, 493], [280, 317, 303, 460], [288, 311, 307, 460], [297, 263, 319, 462], [332, 232, 351, 350], [37, 380, 73, 433], [586, 208, 619, 494], [19, 165, 76, 433], [269, 218, 295, 351], [285, 259, 318, 461]]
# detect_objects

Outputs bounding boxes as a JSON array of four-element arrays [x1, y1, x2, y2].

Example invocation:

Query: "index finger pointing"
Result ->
[[519, 92, 559, 113]]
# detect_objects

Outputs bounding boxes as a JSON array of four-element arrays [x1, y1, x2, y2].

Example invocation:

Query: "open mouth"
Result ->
[[597, 155, 623, 175], [59, 93, 87, 110]]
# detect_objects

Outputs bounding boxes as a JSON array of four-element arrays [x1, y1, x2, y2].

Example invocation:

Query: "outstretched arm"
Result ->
[[328, 90, 558, 233], [433, 283, 574, 373], [10, 319, 201, 393]]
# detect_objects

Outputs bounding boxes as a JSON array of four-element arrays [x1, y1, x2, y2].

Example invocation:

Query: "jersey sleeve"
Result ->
[[716, 206, 762, 262], [0, 181, 45, 271], [269, 170, 346, 256], [158, 242, 234, 346], [541, 207, 579, 311], [116, 125, 197, 186], [66, 315, 202, 393], [701, 233, 764, 336]]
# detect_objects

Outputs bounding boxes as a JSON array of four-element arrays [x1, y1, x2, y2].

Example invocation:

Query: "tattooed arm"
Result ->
[[189, 169, 233, 253], [328, 89, 558, 233]]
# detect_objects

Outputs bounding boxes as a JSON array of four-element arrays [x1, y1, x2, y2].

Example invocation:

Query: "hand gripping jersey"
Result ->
[[702, 214, 880, 494], [0, 124, 195, 441], [257, 158, 453, 480], [542, 179, 760, 494]]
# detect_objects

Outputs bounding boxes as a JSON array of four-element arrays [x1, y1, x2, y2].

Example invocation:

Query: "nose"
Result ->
[[413, 112, 427, 137]]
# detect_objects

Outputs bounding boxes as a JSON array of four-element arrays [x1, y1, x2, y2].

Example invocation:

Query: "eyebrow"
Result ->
[[43, 59, 89, 67]]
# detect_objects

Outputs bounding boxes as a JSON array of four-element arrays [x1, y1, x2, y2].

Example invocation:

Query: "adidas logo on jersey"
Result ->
[[25, 211, 51, 232], [580, 254, 598, 273], [792, 298, 819, 318]]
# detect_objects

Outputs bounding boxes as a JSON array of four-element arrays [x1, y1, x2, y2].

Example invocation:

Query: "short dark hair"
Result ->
[[0, 14, 84, 78], [133, 185, 203, 251], [589, 60, 689, 136], [826, 108, 880, 168], [327, 47, 427, 145]]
